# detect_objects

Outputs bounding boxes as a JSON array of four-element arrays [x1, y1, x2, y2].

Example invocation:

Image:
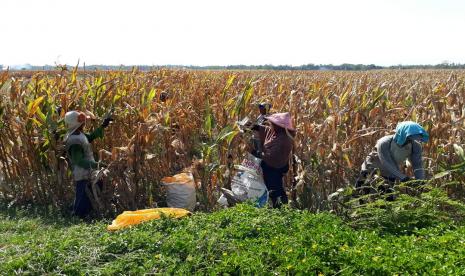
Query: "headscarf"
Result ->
[[393, 121, 429, 146]]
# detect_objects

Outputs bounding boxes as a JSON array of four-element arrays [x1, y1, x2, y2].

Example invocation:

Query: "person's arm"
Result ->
[[85, 127, 104, 143], [249, 125, 265, 157], [410, 142, 425, 179], [251, 125, 268, 144], [68, 144, 99, 169], [377, 137, 408, 180]]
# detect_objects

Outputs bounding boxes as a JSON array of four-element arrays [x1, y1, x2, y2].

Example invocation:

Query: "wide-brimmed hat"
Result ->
[[265, 112, 294, 131], [64, 111, 88, 141]]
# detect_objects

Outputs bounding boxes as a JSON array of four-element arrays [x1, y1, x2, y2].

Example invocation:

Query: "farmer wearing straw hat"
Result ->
[[356, 121, 429, 189], [250, 112, 295, 208], [64, 110, 112, 218]]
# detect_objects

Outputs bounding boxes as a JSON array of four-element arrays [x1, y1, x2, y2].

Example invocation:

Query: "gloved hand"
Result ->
[[101, 116, 113, 128], [250, 123, 260, 131]]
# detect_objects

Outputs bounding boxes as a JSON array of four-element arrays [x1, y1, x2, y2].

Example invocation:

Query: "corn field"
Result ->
[[1, 68, 465, 213]]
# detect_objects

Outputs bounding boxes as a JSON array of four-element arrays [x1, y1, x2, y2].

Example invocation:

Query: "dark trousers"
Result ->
[[261, 161, 289, 208], [74, 180, 92, 218]]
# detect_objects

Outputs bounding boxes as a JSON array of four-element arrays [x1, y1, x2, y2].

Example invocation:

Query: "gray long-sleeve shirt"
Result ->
[[361, 135, 425, 180]]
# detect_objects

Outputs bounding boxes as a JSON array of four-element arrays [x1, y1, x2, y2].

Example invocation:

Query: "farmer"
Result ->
[[356, 121, 429, 188], [252, 103, 272, 154], [249, 112, 295, 208], [64, 110, 112, 218], [257, 102, 272, 125]]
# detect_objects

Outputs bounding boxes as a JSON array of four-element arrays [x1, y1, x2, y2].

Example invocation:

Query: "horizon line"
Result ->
[[2, 62, 465, 69]]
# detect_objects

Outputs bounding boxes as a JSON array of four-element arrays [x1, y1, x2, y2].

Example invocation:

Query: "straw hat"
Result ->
[[265, 112, 294, 131]]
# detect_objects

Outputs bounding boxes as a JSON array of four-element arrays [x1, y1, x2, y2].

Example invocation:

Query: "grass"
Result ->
[[2, 203, 465, 275]]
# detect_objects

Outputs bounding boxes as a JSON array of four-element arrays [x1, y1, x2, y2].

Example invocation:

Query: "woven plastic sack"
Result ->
[[107, 208, 191, 231], [161, 172, 196, 211], [218, 153, 268, 207]]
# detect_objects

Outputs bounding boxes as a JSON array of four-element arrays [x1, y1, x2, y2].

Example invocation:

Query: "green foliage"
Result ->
[[349, 187, 465, 235], [2, 204, 465, 275]]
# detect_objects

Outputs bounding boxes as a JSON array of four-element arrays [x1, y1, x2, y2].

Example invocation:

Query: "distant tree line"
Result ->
[[4, 63, 465, 71]]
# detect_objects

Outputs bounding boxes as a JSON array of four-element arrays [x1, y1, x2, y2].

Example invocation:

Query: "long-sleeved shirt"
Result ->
[[255, 125, 293, 169], [361, 135, 425, 180], [68, 127, 104, 170]]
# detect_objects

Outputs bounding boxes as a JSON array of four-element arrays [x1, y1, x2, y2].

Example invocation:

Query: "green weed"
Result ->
[[2, 204, 465, 274]]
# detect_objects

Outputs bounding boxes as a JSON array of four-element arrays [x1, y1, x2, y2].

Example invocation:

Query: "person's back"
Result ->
[[259, 124, 294, 169], [66, 132, 96, 182], [251, 112, 295, 208], [357, 121, 429, 187]]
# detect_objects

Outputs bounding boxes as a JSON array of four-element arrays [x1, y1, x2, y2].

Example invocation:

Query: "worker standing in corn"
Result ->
[[252, 103, 272, 154], [64, 110, 112, 218], [356, 121, 429, 188], [250, 112, 295, 208]]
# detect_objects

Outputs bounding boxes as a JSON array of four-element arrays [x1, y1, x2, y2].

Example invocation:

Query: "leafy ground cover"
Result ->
[[2, 202, 465, 275]]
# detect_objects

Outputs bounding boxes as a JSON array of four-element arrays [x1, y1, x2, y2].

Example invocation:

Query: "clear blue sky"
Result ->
[[3, 0, 465, 66]]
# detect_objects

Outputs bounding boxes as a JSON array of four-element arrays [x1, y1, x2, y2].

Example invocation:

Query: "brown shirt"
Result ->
[[258, 126, 293, 169]]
